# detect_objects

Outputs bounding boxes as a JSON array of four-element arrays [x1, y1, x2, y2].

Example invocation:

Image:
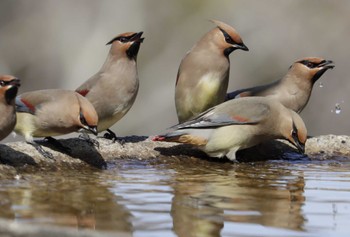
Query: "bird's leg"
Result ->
[[79, 132, 100, 148], [44, 136, 72, 154], [28, 141, 54, 160], [103, 129, 118, 142], [103, 129, 125, 144], [226, 149, 239, 163]]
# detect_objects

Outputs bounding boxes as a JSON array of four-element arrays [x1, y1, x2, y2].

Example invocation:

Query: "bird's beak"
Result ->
[[87, 126, 98, 136], [288, 136, 305, 154], [234, 42, 249, 51], [294, 140, 305, 154], [312, 60, 334, 83], [126, 32, 144, 59], [131, 31, 144, 43], [318, 60, 334, 70]]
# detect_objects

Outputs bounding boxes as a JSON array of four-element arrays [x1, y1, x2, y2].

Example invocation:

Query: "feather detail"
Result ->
[[16, 97, 36, 114], [77, 89, 89, 97], [153, 134, 207, 146]]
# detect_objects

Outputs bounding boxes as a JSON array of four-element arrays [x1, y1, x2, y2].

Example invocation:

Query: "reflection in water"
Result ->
[[169, 161, 306, 237], [0, 168, 133, 233], [0, 159, 350, 237]]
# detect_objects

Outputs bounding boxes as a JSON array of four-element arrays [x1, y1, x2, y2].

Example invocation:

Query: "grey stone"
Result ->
[[0, 135, 348, 175]]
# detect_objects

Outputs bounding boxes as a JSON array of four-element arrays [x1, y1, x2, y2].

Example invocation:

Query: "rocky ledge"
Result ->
[[0, 135, 349, 178]]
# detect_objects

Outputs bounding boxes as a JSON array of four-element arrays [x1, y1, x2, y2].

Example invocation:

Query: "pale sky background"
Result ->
[[1, 0, 349, 143]]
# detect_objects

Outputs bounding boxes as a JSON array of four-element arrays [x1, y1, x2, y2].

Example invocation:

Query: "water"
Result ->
[[334, 103, 342, 114], [331, 102, 344, 114], [1, 158, 350, 237]]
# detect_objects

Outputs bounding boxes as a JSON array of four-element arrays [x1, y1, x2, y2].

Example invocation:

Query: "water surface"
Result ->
[[0, 157, 350, 237]]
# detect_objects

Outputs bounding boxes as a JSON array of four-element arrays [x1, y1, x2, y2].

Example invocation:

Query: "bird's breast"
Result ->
[[196, 72, 227, 105]]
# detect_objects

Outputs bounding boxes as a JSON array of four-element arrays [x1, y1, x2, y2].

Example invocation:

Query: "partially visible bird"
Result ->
[[226, 57, 334, 113], [175, 19, 249, 123], [15, 89, 98, 158], [154, 97, 307, 161], [0, 75, 20, 141], [76, 31, 144, 141]]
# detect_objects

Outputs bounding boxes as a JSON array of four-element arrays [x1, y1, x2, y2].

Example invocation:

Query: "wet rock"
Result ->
[[0, 135, 349, 176], [0, 164, 17, 179], [306, 135, 350, 157]]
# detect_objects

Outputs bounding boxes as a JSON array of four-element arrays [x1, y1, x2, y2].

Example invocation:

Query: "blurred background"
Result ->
[[1, 0, 349, 143]]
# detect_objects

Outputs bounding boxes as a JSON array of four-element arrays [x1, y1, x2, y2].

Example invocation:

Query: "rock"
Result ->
[[0, 134, 349, 237], [306, 134, 350, 158], [0, 135, 349, 178]]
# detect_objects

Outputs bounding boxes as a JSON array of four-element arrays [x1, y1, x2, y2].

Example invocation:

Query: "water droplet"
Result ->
[[335, 103, 341, 114], [14, 174, 21, 180], [319, 82, 324, 88]]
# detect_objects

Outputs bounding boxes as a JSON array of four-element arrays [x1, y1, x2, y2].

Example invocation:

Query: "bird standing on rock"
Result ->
[[0, 75, 20, 141], [76, 31, 144, 142], [175, 19, 248, 123], [14, 89, 98, 159], [226, 57, 334, 113], [154, 97, 307, 161]]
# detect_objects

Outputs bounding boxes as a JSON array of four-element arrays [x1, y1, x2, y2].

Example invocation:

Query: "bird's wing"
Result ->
[[172, 99, 271, 129], [225, 88, 253, 100], [15, 90, 56, 115], [75, 73, 101, 97]]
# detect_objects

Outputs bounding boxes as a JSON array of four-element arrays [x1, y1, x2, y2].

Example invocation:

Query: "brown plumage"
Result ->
[[175, 19, 248, 123], [76, 31, 144, 141], [0, 75, 20, 141], [15, 89, 98, 158], [155, 97, 307, 161], [226, 57, 334, 113]]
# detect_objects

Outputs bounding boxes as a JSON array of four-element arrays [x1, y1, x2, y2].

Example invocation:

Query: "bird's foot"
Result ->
[[29, 142, 54, 160], [79, 133, 100, 148], [103, 129, 117, 142], [44, 137, 72, 154], [103, 129, 125, 145]]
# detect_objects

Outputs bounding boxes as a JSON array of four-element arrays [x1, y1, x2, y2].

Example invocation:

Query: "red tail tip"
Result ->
[[152, 135, 166, 141]]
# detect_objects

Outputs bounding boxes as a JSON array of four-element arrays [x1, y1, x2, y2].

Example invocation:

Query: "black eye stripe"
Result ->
[[292, 122, 298, 137], [219, 29, 236, 44], [0, 80, 15, 86], [299, 60, 325, 68], [106, 33, 137, 45], [80, 111, 88, 126], [118, 37, 128, 43]]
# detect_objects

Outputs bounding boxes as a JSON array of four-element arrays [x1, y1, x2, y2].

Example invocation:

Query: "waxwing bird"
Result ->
[[0, 75, 20, 141], [226, 57, 334, 113], [76, 31, 144, 141], [154, 97, 307, 161], [175, 19, 248, 123], [14, 89, 98, 159]]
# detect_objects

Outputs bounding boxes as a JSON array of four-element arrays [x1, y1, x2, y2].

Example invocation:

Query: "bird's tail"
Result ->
[[152, 131, 207, 146], [152, 134, 182, 142]]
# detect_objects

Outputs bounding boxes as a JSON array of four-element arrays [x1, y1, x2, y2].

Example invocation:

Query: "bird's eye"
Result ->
[[307, 62, 315, 68], [291, 123, 299, 139], [300, 60, 316, 68], [0, 80, 5, 86], [220, 29, 235, 44], [80, 112, 88, 126], [119, 37, 128, 43]]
